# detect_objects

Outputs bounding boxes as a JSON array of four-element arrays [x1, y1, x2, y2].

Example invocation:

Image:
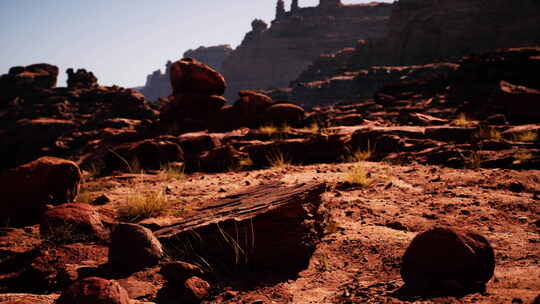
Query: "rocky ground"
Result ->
[[0, 48, 539, 303]]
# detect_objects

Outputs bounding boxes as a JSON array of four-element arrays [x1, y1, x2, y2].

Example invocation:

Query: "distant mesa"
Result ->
[[137, 0, 392, 101]]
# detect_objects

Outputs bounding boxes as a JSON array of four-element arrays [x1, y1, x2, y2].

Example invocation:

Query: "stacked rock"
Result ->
[[160, 58, 227, 133]]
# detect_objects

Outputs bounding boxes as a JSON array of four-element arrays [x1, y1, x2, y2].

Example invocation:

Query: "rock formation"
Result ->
[[221, 1, 392, 100], [140, 45, 232, 101]]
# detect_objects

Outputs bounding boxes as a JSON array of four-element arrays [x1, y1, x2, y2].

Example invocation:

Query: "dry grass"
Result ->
[[300, 122, 320, 134], [514, 131, 538, 142], [259, 125, 279, 136], [266, 150, 292, 169], [158, 162, 186, 180], [42, 221, 85, 245], [452, 113, 474, 126], [463, 150, 482, 169], [514, 150, 534, 161], [343, 163, 372, 187], [474, 126, 502, 141], [117, 185, 170, 222], [75, 187, 93, 204], [343, 142, 374, 163]]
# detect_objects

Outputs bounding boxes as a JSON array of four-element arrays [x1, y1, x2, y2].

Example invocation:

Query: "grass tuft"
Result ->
[[474, 126, 502, 141], [452, 113, 474, 126], [514, 131, 538, 142], [259, 125, 279, 136], [158, 162, 186, 180], [266, 150, 292, 169], [117, 186, 170, 222], [343, 163, 372, 187]]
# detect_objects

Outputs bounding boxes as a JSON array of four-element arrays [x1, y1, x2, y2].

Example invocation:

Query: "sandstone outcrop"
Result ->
[[56, 277, 130, 304], [66, 68, 98, 89]]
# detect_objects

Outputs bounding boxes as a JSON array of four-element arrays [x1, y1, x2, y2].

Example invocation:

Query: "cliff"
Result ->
[[221, 2, 393, 100], [139, 45, 232, 101], [271, 0, 540, 107]]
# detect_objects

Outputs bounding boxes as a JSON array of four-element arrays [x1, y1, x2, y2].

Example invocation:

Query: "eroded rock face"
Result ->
[[0, 157, 82, 226], [66, 68, 98, 89], [56, 277, 130, 304], [221, 3, 392, 99], [401, 227, 495, 294]]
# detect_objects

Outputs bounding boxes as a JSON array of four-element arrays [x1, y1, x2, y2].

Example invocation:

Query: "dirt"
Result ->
[[68, 160, 540, 304]]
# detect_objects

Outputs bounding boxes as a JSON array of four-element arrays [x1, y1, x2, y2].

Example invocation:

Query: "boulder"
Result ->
[[401, 227, 495, 293], [56, 277, 130, 304], [263, 103, 305, 126], [108, 223, 163, 272], [231, 91, 274, 127], [40, 203, 109, 243], [166, 93, 226, 120], [103, 139, 184, 173], [170, 58, 226, 95], [0, 157, 82, 226], [330, 113, 364, 126]]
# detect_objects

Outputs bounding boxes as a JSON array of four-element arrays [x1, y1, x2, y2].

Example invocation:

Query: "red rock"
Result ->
[[263, 103, 305, 126], [170, 58, 227, 95], [197, 145, 250, 172], [0, 157, 82, 226], [103, 139, 184, 173], [56, 277, 130, 304], [231, 91, 274, 128], [401, 227, 495, 291], [66, 68, 98, 89], [108, 223, 163, 272], [493, 81, 540, 123], [40, 203, 109, 243], [160, 261, 204, 282], [183, 276, 211, 303]]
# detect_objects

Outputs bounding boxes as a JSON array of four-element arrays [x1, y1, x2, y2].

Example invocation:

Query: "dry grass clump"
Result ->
[[514, 131, 538, 142], [259, 125, 279, 136], [343, 163, 372, 187], [514, 150, 534, 161], [158, 162, 186, 180], [117, 185, 170, 222], [474, 126, 502, 141], [266, 150, 292, 169], [452, 113, 474, 126], [343, 142, 374, 163]]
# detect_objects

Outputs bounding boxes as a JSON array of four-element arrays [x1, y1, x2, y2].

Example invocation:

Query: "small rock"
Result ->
[[183, 276, 211, 303], [56, 277, 130, 304]]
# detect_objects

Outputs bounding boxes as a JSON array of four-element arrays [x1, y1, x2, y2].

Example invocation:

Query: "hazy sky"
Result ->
[[0, 0, 393, 88]]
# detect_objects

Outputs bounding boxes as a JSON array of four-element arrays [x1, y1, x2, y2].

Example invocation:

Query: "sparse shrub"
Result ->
[[452, 113, 474, 126], [117, 185, 170, 222], [514, 150, 534, 161], [342, 142, 374, 163], [514, 131, 538, 142], [158, 162, 186, 180], [75, 187, 93, 204], [259, 125, 279, 136], [343, 163, 372, 187], [463, 150, 482, 169], [42, 221, 85, 245], [474, 126, 502, 141], [266, 150, 292, 169]]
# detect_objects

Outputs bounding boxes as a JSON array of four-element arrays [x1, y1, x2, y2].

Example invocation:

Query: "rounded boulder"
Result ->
[[170, 58, 227, 95], [56, 277, 130, 304], [401, 227, 495, 292]]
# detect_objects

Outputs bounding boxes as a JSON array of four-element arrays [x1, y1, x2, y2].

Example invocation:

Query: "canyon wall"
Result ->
[[221, 2, 393, 100], [272, 0, 540, 107]]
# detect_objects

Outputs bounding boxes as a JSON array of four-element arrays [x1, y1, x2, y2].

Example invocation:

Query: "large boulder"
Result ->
[[1, 63, 59, 93], [401, 227, 495, 293], [0, 157, 82, 226], [169, 58, 227, 95], [197, 145, 250, 172], [102, 139, 184, 173], [108, 223, 163, 272], [263, 103, 305, 126], [183, 276, 211, 304], [56, 277, 130, 304], [40, 203, 110, 243]]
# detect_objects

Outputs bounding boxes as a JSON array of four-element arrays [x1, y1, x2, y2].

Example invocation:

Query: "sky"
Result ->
[[0, 0, 393, 88]]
